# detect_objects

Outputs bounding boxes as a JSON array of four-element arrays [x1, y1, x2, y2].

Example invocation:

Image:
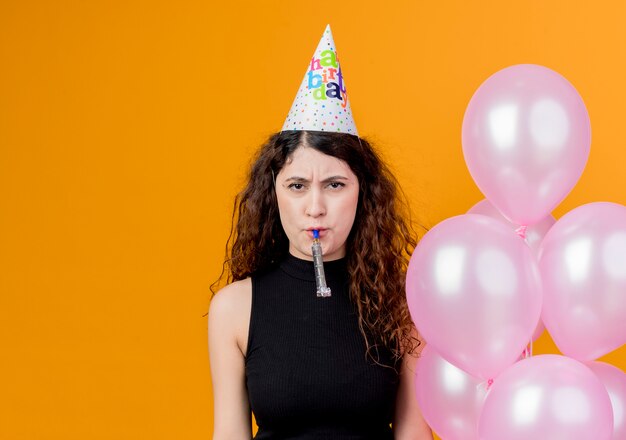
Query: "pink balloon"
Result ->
[[406, 214, 542, 379], [415, 345, 486, 440], [531, 319, 545, 342], [587, 361, 626, 440], [539, 202, 626, 361], [462, 64, 590, 226], [518, 321, 545, 362], [479, 355, 613, 440], [467, 199, 549, 345], [467, 199, 555, 256]]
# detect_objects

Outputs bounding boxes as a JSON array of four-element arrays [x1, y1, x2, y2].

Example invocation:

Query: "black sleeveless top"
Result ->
[[245, 254, 399, 439]]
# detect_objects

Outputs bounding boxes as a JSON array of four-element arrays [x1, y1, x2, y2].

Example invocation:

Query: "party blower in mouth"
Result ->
[[312, 230, 331, 298]]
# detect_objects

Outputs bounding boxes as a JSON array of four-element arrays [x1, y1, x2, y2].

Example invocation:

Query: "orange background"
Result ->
[[1, 1, 625, 438]]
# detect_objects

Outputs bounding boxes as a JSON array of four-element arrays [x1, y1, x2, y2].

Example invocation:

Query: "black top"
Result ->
[[245, 253, 399, 439]]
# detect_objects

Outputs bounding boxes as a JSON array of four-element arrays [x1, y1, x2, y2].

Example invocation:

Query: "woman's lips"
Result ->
[[306, 228, 328, 238]]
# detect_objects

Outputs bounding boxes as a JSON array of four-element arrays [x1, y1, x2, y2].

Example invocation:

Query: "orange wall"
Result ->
[[1, 1, 625, 438]]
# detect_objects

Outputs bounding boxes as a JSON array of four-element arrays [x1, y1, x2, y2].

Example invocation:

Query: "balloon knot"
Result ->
[[515, 225, 528, 239]]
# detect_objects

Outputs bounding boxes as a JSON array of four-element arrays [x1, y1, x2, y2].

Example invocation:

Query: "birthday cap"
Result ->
[[282, 25, 358, 136]]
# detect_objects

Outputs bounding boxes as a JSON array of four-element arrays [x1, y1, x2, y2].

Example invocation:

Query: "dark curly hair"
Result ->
[[212, 130, 421, 361]]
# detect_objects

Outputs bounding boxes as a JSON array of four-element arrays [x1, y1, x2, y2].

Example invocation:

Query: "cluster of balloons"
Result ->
[[406, 64, 626, 439]]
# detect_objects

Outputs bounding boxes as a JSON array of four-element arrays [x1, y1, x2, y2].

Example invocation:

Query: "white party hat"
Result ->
[[282, 25, 358, 136]]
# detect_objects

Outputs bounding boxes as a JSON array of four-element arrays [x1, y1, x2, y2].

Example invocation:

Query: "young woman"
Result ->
[[209, 26, 432, 440]]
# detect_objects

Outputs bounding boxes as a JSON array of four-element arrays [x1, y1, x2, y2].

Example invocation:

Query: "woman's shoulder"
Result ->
[[209, 278, 252, 320], [209, 279, 252, 354]]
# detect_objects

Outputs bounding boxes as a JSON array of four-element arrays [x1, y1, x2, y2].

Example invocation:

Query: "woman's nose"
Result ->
[[305, 189, 326, 217]]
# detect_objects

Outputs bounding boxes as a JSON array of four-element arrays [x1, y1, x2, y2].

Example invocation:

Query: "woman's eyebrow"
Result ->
[[283, 176, 309, 183], [320, 176, 349, 183], [284, 175, 349, 183]]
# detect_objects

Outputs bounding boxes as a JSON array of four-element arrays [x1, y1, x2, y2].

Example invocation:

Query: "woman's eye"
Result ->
[[288, 183, 305, 191], [327, 182, 345, 189]]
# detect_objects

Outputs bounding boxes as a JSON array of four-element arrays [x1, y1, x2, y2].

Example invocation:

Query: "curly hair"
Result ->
[[212, 130, 421, 362]]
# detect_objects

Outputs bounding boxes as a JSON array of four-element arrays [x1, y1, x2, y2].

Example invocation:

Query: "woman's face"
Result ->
[[275, 146, 359, 261]]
